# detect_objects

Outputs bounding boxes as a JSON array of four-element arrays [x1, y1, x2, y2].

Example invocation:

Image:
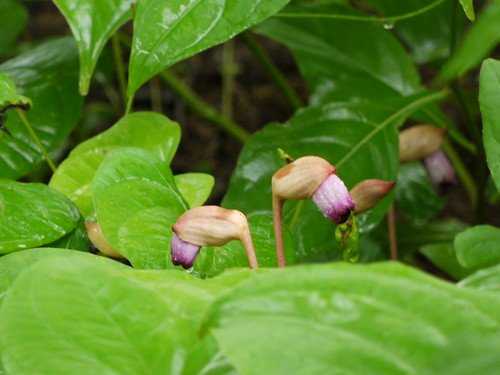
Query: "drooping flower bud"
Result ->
[[350, 179, 396, 214], [171, 206, 258, 269], [272, 156, 354, 267], [312, 174, 355, 223], [399, 125, 446, 162], [85, 221, 123, 258], [423, 150, 456, 191]]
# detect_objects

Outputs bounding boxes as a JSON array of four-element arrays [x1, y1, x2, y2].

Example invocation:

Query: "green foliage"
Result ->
[[0, 73, 30, 112], [454, 225, 500, 269], [174, 173, 215, 208], [0, 0, 27, 56]]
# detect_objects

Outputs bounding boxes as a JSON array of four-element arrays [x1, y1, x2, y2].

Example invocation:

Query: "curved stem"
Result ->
[[16, 109, 56, 173], [240, 227, 259, 269], [275, 0, 447, 23], [273, 194, 286, 267]]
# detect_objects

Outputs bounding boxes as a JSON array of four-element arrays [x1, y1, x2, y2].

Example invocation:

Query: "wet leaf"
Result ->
[[175, 172, 215, 208]]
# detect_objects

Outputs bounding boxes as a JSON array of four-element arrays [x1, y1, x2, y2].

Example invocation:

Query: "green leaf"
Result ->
[[0, 37, 83, 179], [0, 180, 80, 254], [44, 219, 90, 252], [0, 72, 30, 112], [395, 162, 444, 224], [194, 212, 296, 277], [420, 243, 472, 280], [203, 262, 500, 374], [0, 0, 28, 56], [175, 172, 215, 208], [53, 0, 134, 95], [223, 93, 446, 261], [0, 252, 226, 374], [459, 264, 500, 293], [439, 1, 500, 82], [93, 148, 187, 268], [50, 112, 181, 218], [459, 0, 475, 21], [257, 3, 421, 105], [479, 58, 500, 190], [454, 225, 500, 269], [127, 0, 291, 98]]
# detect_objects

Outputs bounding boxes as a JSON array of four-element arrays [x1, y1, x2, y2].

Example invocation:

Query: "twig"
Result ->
[[387, 205, 398, 260], [242, 33, 303, 111]]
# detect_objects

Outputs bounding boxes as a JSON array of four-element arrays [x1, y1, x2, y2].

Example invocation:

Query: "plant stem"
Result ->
[[111, 34, 128, 114], [273, 194, 286, 267], [276, 0, 446, 23], [159, 70, 250, 143], [150, 77, 163, 113], [222, 40, 237, 118], [442, 140, 478, 208], [387, 205, 398, 260], [16, 109, 56, 173], [242, 33, 303, 111]]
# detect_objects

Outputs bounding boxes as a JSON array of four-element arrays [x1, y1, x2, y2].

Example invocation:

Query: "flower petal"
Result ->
[[312, 174, 354, 224], [171, 233, 200, 269]]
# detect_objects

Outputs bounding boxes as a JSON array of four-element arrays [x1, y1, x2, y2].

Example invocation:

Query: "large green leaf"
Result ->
[[439, 1, 500, 82], [0, 252, 230, 374], [454, 225, 500, 269], [0, 37, 83, 179], [194, 212, 297, 277], [258, 3, 421, 105], [395, 162, 444, 224], [459, 264, 500, 293], [223, 93, 446, 261], [203, 262, 500, 374], [479, 58, 500, 190], [175, 172, 215, 208], [0, 180, 80, 254], [127, 0, 291, 98], [53, 0, 134, 95], [93, 148, 187, 268], [0, 72, 30, 112], [50, 112, 181, 218], [45, 219, 90, 252], [0, 0, 27, 56]]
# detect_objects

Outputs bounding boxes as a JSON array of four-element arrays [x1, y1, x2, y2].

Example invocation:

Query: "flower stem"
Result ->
[[241, 227, 259, 269], [387, 205, 398, 260], [16, 109, 56, 173], [273, 194, 286, 267], [159, 70, 250, 143], [242, 33, 303, 111]]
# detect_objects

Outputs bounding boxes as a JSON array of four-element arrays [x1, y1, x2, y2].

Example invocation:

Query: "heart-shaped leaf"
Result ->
[[53, 0, 135, 94], [0, 37, 83, 179], [127, 0, 291, 99], [50, 112, 181, 218], [174, 172, 215, 208], [203, 262, 500, 374], [93, 148, 187, 268], [0, 180, 80, 254]]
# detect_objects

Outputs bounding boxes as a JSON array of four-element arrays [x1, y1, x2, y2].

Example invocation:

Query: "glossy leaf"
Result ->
[[454, 225, 500, 269], [0, 0, 27, 56], [459, 0, 475, 21], [175, 172, 215, 208], [45, 219, 90, 252], [93, 148, 187, 268], [0, 180, 80, 254], [203, 262, 500, 374], [127, 0, 290, 98], [0, 253, 224, 374], [194, 212, 296, 277], [257, 3, 420, 105], [50, 112, 181, 218], [395, 162, 444, 224], [459, 264, 500, 293], [439, 1, 500, 82], [420, 243, 472, 280], [223, 93, 445, 260], [0, 37, 82, 179], [479, 58, 500, 190], [0, 72, 30, 112], [53, 0, 134, 94]]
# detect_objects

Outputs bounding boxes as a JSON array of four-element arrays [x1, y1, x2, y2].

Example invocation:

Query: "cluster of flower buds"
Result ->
[[271, 156, 394, 267], [170, 206, 258, 269], [85, 221, 123, 258], [399, 125, 456, 190]]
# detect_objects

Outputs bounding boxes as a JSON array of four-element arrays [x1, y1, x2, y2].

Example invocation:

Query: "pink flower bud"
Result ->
[[312, 174, 355, 224], [424, 150, 456, 191], [350, 179, 395, 214], [170, 233, 201, 269]]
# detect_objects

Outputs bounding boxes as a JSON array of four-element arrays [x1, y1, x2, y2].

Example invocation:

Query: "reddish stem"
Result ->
[[240, 228, 259, 269], [273, 194, 286, 267], [387, 205, 398, 260]]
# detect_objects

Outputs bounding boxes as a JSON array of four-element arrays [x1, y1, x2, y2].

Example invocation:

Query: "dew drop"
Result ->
[[383, 22, 395, 30]]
